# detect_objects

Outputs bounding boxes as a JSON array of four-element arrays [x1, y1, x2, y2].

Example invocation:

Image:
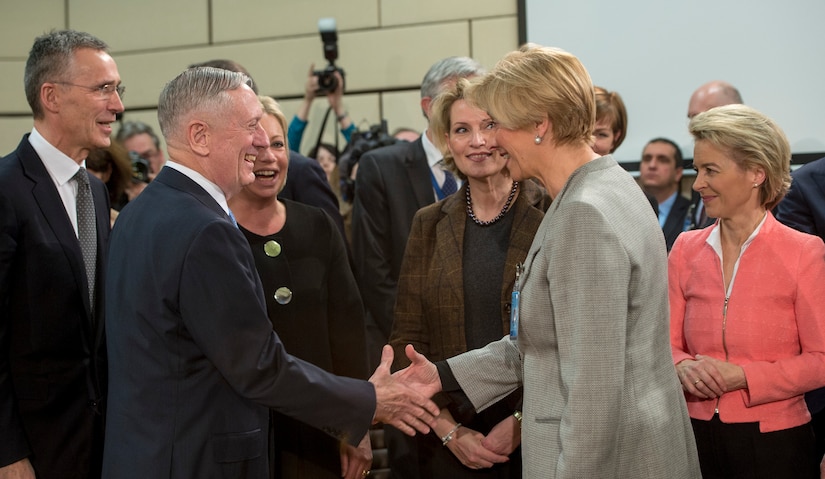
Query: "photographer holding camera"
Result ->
[[287, 63, 356, 154]]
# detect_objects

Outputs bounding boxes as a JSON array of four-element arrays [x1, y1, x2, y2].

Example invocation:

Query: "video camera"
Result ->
[[314, 18, 345, 95], [339, 121, 402, 202]]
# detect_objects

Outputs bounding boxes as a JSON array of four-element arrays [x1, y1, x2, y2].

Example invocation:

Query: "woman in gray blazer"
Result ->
[[396, 44, 702, 478]]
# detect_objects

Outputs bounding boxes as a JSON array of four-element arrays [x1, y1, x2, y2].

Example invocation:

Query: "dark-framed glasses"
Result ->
[[53, 81, 125, 99]]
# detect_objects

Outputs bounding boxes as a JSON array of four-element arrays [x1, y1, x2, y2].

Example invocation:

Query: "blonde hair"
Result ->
[[689, 104, 791, 210], [428, 78, 475, 180], [467, 44, 595, 147], [258, 95, 289, 155]]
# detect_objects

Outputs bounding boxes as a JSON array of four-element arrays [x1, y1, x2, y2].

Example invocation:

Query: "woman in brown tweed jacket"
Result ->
[[388, 78, 550, 478]]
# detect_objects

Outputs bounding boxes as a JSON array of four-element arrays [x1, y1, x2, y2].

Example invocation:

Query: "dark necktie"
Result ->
[[74, 167, 97, 312], [441, 169, 457, 196]]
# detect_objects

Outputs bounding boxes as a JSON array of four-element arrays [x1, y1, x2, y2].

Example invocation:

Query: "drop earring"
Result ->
[[534, 135, 542, 145]]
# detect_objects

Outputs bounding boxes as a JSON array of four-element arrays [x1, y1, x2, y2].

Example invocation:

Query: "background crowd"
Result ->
[[2, 27, 825, 479]]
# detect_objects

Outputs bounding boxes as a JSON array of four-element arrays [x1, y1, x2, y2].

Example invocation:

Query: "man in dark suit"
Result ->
[[775, 155, 825, 467], [102, 66, 438, 479], [639, 137, 691, 251], [351, 56, 486, 370], [0, 30, 120, 479]]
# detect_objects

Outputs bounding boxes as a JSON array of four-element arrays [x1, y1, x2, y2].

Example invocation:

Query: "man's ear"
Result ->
[[421, 96, 432, 120], [40, 83, 61, 114], [188, 120, 210, 156]]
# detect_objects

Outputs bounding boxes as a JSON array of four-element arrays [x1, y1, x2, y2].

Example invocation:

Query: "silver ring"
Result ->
[[694, 379, 702, 385]]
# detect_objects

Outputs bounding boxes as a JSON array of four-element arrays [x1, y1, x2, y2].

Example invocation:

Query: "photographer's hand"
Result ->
[[327, 70, 352, 132], [296, 64, 319, 122]]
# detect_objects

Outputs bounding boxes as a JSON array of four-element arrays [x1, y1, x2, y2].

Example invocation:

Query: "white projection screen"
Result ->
[[518, 0, 825, 169]]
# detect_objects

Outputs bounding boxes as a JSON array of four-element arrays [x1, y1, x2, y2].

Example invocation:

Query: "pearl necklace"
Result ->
[[466, 181, 519, 227]]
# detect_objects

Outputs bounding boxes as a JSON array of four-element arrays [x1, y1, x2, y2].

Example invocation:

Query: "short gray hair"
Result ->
[[420, 56, 485, 100], [157, 67, 252, 141], [24, 29, 109, 119], [116, 120, 161, 149]]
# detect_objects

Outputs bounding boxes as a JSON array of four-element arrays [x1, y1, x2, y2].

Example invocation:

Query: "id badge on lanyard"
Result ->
[[510, 262, 523, 340]]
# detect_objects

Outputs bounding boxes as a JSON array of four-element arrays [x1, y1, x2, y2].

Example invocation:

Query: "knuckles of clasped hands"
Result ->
[[678, 354, 741, 399]]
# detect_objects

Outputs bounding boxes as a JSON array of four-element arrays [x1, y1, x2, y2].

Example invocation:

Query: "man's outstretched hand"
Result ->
[[369, 345, 439, 435]]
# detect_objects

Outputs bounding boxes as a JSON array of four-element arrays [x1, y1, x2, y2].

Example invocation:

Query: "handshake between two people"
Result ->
[[367, 345, 518, 471], [368, 344, 442, 435]]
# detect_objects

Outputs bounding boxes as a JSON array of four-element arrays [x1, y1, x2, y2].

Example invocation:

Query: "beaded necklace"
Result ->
[[466, 181, 519, 226]]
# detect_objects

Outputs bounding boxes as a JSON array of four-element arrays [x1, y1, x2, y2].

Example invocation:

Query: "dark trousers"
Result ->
[[691, 414, 817, 479]]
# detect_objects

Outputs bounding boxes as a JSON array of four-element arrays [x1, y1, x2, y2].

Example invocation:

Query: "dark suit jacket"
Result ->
[[279, 150, 346, 242], [775, 156, 825, 413], [103, 167, 375, 479], [775, 156, 825, 238], [663, 194, 691, 251], [351, 138, 434, 367], [0, 135, 109, 479]]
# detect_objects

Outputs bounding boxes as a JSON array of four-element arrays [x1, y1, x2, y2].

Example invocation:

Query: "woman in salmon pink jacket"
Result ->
[[669, 104, 825, 479]]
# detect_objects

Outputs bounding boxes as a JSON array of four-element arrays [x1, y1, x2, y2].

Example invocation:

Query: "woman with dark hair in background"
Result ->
[[592, 86, 627, 156], [86, 140, 143, 224]]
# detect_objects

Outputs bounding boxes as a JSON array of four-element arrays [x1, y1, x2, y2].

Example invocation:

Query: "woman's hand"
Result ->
[[480, 414, 521, 456], [676, 357, 726, 399], [445, 425, 510, 470], [340, 432, 372, 479]]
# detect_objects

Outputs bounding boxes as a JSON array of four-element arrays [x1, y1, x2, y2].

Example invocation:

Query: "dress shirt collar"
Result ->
[[658, 191, 678, 228], [163, 161, 231, 216], [706, 211, 768, 295], [29, 126, 86, 186]]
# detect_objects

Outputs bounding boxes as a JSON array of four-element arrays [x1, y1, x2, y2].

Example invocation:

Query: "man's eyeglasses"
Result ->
[[53, 81, 125, 99]]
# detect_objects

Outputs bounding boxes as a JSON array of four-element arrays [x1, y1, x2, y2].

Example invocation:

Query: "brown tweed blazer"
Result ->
[[389, 179, 549, 370]]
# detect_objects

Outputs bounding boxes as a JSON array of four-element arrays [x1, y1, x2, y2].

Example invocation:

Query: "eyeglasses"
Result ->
[[53, 81, 125, 99]]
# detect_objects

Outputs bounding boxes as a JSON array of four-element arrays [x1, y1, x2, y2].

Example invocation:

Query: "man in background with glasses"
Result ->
[[116, 120, 166, 182], [0, 29, 123, 479]]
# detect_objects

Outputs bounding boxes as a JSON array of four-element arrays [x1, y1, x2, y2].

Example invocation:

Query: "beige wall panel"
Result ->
[[381, 91, 427, 136], [343, 23, 470, 92], [470, 16, 519, 68], [70, 0, 209, 52], [380, 0, 516, 27], [112, 37, 332, 109], [0, 60, 29, 114], [211, 0, 379, 43], [0, 1, 65, 57], [0, 118, 33, 155]]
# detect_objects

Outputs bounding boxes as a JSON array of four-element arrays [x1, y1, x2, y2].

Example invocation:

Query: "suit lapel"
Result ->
[[19, 139, 93, 321], [406, 139, 436, 209]]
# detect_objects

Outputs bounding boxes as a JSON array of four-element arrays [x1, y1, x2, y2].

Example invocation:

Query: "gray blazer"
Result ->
[[447, 156, 701, 478]]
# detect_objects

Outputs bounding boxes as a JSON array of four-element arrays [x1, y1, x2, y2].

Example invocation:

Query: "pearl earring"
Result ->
[[534, 135, 542, 145], [753, 183, 759, 188]]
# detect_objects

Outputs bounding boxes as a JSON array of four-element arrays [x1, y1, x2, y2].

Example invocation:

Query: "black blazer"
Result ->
[[279, 150, 346, 242], [775, 156, 825, 238], [0, 135, 109, 478], [663, 194, 692, 251], [350, 138, 435, 365], [102, 167, 375, 479]]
